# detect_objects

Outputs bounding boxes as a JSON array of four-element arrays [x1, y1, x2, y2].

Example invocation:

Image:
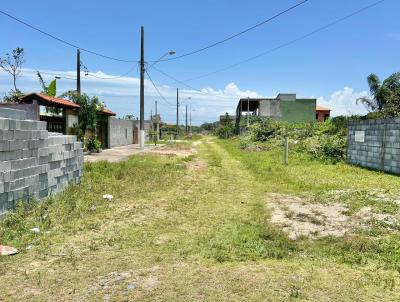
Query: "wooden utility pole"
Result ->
[[176, 88, 179, 139], [76, 49, 81, 95], [139, 26, 145, 149]]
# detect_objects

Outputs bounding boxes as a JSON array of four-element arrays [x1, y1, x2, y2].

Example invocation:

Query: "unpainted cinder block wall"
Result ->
[[0, 108, 83, 216], [347, 118, 400, 174], [108, 117, 135, 148]]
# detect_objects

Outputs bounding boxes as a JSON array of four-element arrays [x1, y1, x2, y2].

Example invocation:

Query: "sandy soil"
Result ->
[[266, 193, 399, 240]]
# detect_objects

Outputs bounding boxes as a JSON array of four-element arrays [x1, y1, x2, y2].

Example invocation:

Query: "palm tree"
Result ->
[[357, 72, 400, 115]]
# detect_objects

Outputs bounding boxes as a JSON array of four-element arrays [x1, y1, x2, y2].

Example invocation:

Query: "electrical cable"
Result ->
[[152, 66, 236, 101], [173, 0, 387, 83], [145, 70, 175, 106], [85, 64, 138, 79], [159, 0, 309, 62], [0, 10, 138, 63]]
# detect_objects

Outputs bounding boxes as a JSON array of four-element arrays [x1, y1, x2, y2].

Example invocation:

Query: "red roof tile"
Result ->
[[316, 105, 331, 111], [21, 92, 116, 116], [21, 93, 80, 109], [100, 107, 116, 116]]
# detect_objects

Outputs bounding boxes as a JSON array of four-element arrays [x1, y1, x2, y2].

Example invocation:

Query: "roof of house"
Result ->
[[21, 92, 116, 116], [100, 107, 116, 116], [21, 93, 80, 109], [316, 105, 331, 111]]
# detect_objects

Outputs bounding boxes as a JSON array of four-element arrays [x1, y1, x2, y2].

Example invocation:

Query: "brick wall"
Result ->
[[0, 108, 83, 216], [347, 118, 400, 174]]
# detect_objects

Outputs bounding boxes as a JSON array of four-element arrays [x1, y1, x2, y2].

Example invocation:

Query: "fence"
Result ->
[[347, 118, 400, 174]]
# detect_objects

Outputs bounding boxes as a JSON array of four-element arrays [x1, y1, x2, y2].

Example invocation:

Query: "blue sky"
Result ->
[[1, 0, 399, 124]]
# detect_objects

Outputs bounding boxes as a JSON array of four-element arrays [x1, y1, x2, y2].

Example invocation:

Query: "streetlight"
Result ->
[[146, 51, 176, 71]]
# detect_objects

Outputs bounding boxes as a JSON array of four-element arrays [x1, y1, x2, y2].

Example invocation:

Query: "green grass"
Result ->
[[215, 138, 400, 270], [0, 137, 399, 301], [220, 137, 400, 194]]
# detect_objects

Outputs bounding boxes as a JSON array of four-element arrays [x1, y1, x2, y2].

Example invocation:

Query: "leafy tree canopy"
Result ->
[[60, 91, 104, 135], [357, 72, 400, 117]]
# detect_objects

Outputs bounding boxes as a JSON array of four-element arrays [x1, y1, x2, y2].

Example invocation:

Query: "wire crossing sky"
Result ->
[[0, 0, 399, 124]]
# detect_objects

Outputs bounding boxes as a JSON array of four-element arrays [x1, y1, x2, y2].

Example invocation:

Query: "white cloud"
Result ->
[[1, 68, 372, 123], [0, 68, 260, 125], [223, 82, 262, 98], [317, 87, 369, 116]]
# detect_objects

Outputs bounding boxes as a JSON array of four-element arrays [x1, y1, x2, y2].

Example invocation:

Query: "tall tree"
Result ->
[[0, 48, 24, 92], [357, 72, 400, 116]]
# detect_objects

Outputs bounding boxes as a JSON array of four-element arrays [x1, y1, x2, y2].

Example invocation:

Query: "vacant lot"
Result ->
[[1, 137, 400, 301]]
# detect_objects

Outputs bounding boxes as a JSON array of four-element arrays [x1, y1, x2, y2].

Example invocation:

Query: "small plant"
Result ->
[[85, 138, 101, 153]]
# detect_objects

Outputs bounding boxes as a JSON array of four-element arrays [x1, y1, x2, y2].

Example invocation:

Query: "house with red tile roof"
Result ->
[[316, 105, 331, 122], [0, 92, 118, 148], [19, 93, 117, 148]]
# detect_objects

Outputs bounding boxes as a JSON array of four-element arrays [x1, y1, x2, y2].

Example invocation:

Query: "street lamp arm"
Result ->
[[146, 51, 175, 71]]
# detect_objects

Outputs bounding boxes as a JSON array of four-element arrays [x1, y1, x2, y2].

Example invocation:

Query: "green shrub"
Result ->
[[85, 138, 101, 153], [304, 134, 347, 163], [240, 118, 348, 163], [216, 113, 235, 138]]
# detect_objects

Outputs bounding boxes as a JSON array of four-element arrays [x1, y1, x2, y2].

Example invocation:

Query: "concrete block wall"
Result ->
[[0, 100, 39, 120], [108, 117, 135, 148], [0, 108, 83, 216], [347, 118, 400, 174]]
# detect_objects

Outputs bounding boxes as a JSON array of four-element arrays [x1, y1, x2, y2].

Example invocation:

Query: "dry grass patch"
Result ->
[[144, 144, 197, 157], [76, 266, 160, 302], [267, 193, 350, 240], [267, 192, 400, 240]]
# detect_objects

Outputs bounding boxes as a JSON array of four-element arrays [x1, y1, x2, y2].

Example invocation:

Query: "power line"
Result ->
[[158, 0, 309, 62], [170, 0, 387, 83], [145, 70, 175, 106], [0, 10, 137, 63], [85, 64, 138, 80], [152, 66, 236, 101]]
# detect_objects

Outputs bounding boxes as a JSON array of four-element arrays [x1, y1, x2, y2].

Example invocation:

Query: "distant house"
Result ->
[[235, 93, 316, 130], [316, 105, 331, 122]]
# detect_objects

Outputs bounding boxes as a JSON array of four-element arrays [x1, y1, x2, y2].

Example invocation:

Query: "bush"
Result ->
[[240, 118, 348, 163], [216, 113, 235, 138], [304, 135, 346, 163], [85, 138, 101, 153]]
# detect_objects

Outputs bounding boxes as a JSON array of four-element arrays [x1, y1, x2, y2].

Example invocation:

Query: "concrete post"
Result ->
[[284, 137, 289, 165]]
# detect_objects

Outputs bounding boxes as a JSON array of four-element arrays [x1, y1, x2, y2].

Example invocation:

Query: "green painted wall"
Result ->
[[279, 99, 316, 123]]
